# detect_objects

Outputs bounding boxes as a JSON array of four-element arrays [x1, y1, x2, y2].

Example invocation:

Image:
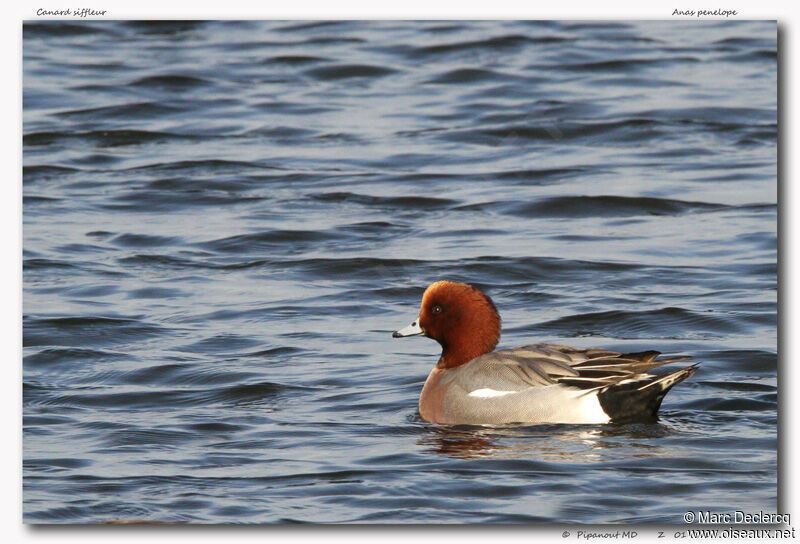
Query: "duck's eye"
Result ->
[[432, 304, 443, 315]]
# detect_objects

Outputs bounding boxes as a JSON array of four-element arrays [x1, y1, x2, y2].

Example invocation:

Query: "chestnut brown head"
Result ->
[[393, 281, 501, 368]]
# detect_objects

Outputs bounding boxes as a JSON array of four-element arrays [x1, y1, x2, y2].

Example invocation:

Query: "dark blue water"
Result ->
[[23, 20, 776, 523]]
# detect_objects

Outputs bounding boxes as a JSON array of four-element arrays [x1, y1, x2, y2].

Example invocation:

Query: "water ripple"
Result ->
[[23, 19, 776, 524]]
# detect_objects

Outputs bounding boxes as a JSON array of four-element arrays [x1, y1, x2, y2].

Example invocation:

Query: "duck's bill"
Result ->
[[392, 318, 424, 338]]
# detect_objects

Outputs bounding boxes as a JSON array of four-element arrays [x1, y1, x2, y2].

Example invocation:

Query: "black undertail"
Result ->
[[597, 365, 698, 422]]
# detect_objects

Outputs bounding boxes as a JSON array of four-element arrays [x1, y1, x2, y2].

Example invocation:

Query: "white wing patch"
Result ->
[[467, 388, 516, 398]]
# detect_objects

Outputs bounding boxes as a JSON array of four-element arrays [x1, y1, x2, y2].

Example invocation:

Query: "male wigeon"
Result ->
[[393, 281, 697, 425]]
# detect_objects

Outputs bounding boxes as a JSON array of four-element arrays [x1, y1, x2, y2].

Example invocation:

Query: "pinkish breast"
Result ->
[[418, 367, 453, 424]]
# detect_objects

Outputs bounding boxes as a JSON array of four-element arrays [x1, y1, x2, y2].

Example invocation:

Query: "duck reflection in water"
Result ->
[[418, 422, 675, 461]]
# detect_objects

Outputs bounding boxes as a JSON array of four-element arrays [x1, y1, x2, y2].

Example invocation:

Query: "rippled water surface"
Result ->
[[23, 20, 777, 523]]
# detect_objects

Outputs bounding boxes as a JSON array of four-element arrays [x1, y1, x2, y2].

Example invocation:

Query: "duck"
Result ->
[[393, 280, 697, 425]]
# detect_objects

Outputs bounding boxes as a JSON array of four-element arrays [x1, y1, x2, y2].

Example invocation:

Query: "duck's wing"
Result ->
[[524, 343, 693, 390], [453, 343, 693, 393]]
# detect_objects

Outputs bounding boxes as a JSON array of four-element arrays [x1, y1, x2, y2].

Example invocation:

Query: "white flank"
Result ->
[[467, 388, 516, 398], [576, 391, 611, 423]]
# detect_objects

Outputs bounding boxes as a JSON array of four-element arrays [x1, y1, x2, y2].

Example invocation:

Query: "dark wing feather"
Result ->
[[454, 343, 694, 393], [510, 344, 694, 391]]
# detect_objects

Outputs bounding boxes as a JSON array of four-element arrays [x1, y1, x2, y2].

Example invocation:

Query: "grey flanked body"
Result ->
[[418, 343, 697, 425]]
